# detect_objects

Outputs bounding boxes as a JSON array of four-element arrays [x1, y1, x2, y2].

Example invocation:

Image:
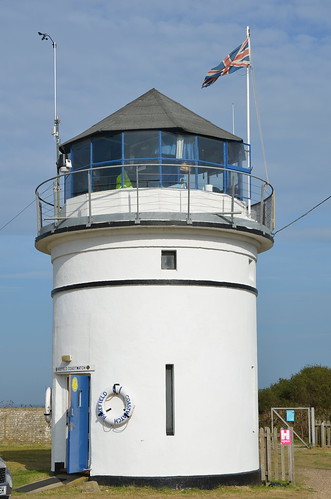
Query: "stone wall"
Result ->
[[0, 408, 51, 443]]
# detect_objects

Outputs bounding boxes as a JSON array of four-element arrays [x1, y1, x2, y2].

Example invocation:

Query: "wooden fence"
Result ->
[[315, 421, 331, 447], [259, 427, 295, 485]]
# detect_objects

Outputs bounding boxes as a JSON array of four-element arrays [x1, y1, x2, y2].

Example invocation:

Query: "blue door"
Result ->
[[67, 375, 90, 473]]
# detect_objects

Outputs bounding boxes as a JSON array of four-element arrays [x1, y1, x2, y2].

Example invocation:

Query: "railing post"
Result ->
[[186, 165, 192, 224], [87, 171, 92, 226], [231, 183, 235, 226], [260, 182, 266, 228], [36, 195, 42, 232], [56, 175, 61, 220], [247, 173, 251, 217], [53, 180, 59, 228], [271, 190, 276, 231], [135, 165, 140, 224]]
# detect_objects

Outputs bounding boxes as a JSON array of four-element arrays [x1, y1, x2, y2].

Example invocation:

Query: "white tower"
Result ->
[[36, 89, 274, 488]]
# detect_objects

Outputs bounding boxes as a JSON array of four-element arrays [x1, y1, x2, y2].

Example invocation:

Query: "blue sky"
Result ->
[[1, 0, 330, 406]]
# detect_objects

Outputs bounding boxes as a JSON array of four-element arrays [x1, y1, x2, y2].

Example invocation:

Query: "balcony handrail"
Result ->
[[35, 163, 275, 233], [36, 163, 273, 200]]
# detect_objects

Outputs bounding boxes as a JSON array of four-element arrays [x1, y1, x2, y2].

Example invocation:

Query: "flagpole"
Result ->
[[246, 26, 251, 167], [246, 26, 252, 216]]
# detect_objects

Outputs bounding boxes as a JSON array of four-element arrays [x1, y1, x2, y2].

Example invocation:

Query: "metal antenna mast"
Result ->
[[38, 32, 60, 163]]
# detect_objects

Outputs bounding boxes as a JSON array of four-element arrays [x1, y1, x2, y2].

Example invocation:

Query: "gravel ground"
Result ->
[[301, 467, 331, 498]]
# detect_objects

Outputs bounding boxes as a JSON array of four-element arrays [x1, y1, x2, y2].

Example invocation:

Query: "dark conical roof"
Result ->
[[60, 89, 242, 151]]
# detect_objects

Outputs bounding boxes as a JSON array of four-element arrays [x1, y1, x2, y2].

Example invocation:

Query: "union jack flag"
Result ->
[[202, 38, 250, 88]]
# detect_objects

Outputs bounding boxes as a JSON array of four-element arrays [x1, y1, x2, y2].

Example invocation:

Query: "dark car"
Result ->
[[0, 458, 12, 498]]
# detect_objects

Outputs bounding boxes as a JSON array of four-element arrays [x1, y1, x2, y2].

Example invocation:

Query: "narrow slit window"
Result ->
[[166, 364, 174, 435], [161, 250, 177, 270]]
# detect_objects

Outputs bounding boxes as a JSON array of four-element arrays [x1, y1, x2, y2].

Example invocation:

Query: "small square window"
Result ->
[[161, 250, 177, 270]]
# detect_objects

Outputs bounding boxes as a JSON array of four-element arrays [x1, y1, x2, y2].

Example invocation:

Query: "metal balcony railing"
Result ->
[[35, 163, 275, 234]]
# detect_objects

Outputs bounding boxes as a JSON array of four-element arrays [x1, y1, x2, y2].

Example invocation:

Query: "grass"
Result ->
[[1, 441, 328, 497], [0, 443, 51, 489], [295, 445, 331, 470]]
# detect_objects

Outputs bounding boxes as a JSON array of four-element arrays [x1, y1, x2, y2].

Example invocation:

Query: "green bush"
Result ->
[[259, 365, 331, 420]]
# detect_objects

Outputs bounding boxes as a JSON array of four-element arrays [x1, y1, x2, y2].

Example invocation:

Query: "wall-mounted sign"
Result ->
[[55, 365, 95, 374], [286, 409, 295, 422], [280, 428, 292, 445]]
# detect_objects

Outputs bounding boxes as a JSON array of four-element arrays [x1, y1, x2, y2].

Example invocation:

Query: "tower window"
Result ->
[[165, 364, 174, 435], [161, 250, 177, 270]]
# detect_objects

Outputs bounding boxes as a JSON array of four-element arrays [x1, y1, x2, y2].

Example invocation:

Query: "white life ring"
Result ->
[[44, 386, 52, 424], [97, 384, 133, 427]]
